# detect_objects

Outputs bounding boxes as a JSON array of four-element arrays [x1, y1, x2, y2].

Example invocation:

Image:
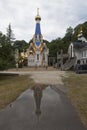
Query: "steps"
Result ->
[[62, 57, 76, 70]]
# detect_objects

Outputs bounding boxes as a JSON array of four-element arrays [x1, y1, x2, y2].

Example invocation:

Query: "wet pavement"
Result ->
[[0, 86, 86, 130]]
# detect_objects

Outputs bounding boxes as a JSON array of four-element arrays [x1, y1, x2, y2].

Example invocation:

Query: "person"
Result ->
[[45, 64, 48, 70], [16, 63, 18, 70]]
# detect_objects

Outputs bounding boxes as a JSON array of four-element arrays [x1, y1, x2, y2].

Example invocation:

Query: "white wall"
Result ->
[[27, 45, 49, 67], [68, 43, 74, 58], [28, 55, 35, 66]]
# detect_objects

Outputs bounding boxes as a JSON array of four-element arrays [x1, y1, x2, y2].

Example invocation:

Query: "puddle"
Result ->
[[15, 85, 61, 121], [0, 86, 86, 130]]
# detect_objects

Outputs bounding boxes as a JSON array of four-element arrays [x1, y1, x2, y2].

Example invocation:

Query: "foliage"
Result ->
[[47, 27, 74, 58], [1, 21, 87, 69], [14, 40, 28, 52], [0, 31, 15, 70], [47, 22, 87, 58], [6, 24, 15, 45], [48, 38, 62, 57], [65, 26, 73, 40]]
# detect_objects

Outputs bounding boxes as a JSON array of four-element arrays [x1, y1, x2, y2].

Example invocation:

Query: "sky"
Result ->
[[0, 0, 87, 42]]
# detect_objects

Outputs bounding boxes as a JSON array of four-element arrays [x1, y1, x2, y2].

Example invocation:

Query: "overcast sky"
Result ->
[[0, 0, 87, 42]]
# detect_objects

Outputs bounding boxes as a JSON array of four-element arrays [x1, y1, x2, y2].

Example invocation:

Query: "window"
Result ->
[[82, 51, 87, 58], [71, 45, 73, 57], [43, 53, 45, 60], [77, 60, 80, 64], [37, 54, 39, 60], [82, 52, 84, 57]]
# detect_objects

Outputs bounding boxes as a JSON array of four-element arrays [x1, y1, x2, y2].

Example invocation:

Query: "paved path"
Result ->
[[0, 69, 87, 129], [0, 86, 86, 130]]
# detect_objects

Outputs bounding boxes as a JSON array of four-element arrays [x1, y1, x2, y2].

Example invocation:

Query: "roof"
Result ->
[[72, 40, 87, 49], [35, 23, 41, 35]]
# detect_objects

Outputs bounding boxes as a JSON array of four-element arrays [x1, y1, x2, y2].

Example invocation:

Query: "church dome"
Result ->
[[35, 15, 41, 21]]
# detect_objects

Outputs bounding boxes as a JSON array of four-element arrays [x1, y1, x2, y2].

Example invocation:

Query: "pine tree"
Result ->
[[6, 23, 15, 45]]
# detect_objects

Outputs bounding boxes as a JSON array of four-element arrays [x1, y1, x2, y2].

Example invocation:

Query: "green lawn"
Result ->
[[0, 75, 35, 109], [64, 72, 87, 127]]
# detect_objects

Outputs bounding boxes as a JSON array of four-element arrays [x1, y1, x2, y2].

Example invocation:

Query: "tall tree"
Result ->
[[65, 26, 73, 41], [0, 31, 15, 70], [6, 23, 15, 45]]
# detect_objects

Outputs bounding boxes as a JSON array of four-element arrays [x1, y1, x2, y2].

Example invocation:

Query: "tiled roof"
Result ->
[[72, 40, 87, 49]]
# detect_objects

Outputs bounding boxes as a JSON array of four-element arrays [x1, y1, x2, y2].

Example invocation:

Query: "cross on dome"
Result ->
[[35, 8, 41, 21]]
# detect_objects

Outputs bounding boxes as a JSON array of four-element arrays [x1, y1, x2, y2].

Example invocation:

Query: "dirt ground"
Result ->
[[30, 70, 66, 85], [6, 67, 67, 90]]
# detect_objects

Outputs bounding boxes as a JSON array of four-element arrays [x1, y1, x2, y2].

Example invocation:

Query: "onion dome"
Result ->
[[77, 27, 83, 38]]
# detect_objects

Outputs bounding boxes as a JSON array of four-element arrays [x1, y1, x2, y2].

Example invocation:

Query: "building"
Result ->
[[27, 9, 49, 67], [68, 28, 87, 66]]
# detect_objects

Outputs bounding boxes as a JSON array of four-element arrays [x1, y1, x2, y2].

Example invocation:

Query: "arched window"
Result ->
[[43, 53, 45, 60], [71, 45, 73, 58], [37, 54, 39, 60]]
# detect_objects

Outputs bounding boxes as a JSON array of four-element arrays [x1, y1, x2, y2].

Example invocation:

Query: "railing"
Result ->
[[62, 57, 76, 70], [57, 54, 68, 59]]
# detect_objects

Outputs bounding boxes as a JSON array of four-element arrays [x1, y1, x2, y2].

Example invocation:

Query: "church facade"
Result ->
[[27, 9, 49, 67], [68, 28, 87, 66]]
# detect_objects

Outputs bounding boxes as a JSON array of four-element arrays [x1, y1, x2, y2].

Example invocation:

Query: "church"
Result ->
[[26, 9, 49, 67], [68, 28, 87, 66]]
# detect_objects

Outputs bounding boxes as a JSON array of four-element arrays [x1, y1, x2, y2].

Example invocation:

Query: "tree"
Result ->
[[48, 38, 63, 58], [6, 23, 15, 45], [0, 31, 15, 70], [65, 26, 73, 41], [14, 40, 28, 52]]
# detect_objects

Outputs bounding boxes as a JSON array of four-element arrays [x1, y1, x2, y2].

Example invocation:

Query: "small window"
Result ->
[[37, 54, 39, 60], [43, 53, 45, 60], [77, 60, 80, 64], [82, 52, 84, 57]]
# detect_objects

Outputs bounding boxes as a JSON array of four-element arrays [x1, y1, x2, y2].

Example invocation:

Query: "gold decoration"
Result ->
[[77, 26, 83, 38]]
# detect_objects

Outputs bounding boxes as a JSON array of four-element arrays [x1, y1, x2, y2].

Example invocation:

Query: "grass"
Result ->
[[63, 72, 87, 127], [0, 75, 35, 109]]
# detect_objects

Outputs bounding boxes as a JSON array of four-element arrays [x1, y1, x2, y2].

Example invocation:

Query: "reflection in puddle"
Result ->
[[0, 86, 85, 130], [33, 86, 42, 119]]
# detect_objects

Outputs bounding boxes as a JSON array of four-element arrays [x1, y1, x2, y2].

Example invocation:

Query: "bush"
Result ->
[[0, 59, 8, 70], [0, 58, 15, 70]]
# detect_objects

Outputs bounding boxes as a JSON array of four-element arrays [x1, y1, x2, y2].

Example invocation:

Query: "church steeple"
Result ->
[[27, 9, 49, 67], [34, 8, 42, 46]]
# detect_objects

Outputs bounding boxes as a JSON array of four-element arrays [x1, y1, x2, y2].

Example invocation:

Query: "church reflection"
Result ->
[[33, 86, 42, 119]]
